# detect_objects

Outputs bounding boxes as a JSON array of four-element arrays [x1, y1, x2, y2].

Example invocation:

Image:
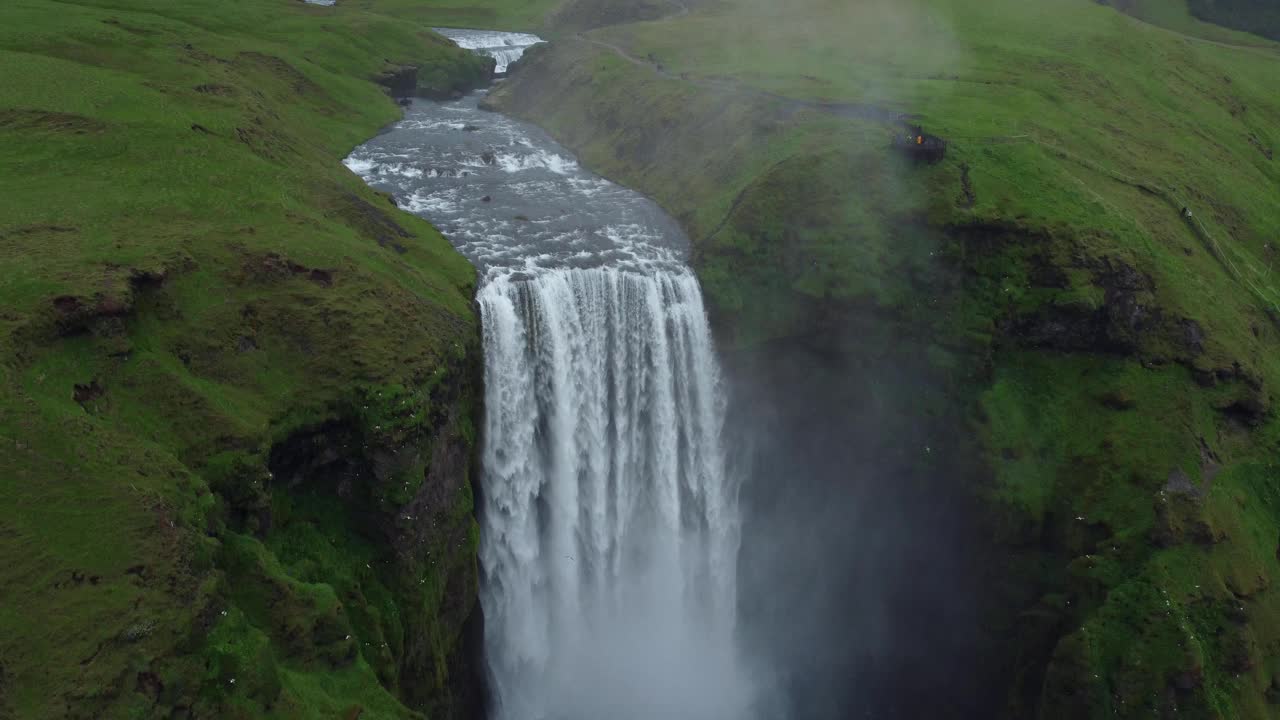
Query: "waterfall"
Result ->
[[344, 64, 757, 716], [478, 267, 752, 720], [435, 28, 543, 73]]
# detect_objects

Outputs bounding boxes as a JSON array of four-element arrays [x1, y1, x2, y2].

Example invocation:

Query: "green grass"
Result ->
[[500, 0, 1280, 349], [490, 0, 1280, 715], [0, 0, 500, 717], [358, 0, 565, 32]]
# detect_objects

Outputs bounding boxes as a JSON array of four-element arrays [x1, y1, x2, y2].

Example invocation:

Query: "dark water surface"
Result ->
[[345, 92, 689, 278]]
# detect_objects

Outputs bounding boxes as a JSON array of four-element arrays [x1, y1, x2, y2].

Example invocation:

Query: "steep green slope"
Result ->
[[492, 0, 1280, 715], [0, 1, 496, 718]]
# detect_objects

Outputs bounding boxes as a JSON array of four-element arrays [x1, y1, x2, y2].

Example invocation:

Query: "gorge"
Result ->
[[4, 1, 1280, 718]]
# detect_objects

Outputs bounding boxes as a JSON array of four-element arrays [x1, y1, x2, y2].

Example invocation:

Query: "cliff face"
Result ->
[[488, 4, 1280, 714], [0, 1, 491, 718]]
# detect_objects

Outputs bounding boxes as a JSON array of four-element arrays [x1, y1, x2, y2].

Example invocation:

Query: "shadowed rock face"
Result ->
[[1102, 0, 1280, 40], [728, 307, 1005, 720], [265, 348, 486, 719], [1186, 0, 1280, 40], [375, 65, 418, 98]]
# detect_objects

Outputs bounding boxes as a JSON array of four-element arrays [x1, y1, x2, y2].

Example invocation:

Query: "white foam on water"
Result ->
[[378, 163, 423, 179], [402, 118, 471, 132], [479, 267, 754, 720], [405, 188, 460, 214], [435, 28, 544, 73], [343, 155, 376, 174], [496, 149, 578, 175], [565, 176, 612, 197]]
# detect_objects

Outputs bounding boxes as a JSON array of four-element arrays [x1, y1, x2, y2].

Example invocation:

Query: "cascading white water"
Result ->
[[345, 41, 758, 716], [435, 28, 543, 73], [478, 267, 752, 720]]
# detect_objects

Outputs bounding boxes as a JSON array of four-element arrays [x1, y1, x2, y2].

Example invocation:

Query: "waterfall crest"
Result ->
[[435, 28, 543, 73], [345, 65, 756, 717], [479, 267, 751, 720]]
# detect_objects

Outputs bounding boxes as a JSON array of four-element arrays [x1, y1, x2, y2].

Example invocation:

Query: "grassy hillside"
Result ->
[[354, 0, 567, 33], [491, 0, 1280, 715], [0, 1, 510, 717]]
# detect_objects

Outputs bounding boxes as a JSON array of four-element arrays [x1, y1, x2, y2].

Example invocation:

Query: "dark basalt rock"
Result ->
[[1005, 293, 1159, 354], [1181, 318, 1206, 354], [1152, 489, 1222, 548], [374, 64, 418, 98], [264, 353, 486, 717], [47, 265, 175, 339], [73, 380, 104, 406], [1221, 394, 1269, 426], [999, 253, 1217, 361], [1098, 390, 1136, 410], [333, 191, 410, 250], [892, 124, 947, 164]]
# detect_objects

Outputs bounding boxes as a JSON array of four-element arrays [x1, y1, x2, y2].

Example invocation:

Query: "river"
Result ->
[[345, 31, 757, 720]]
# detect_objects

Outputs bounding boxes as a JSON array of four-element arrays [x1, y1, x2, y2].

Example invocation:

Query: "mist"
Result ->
[[725, 317, 1002, 718], [683, 4, 996, 714], [495, 527, 763, 720]]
